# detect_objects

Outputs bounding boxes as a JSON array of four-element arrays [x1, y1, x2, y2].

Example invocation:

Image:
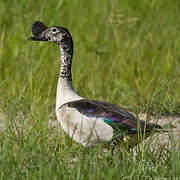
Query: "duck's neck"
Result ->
[[59, 38, 73, 81], [56, 40, 83, 111]]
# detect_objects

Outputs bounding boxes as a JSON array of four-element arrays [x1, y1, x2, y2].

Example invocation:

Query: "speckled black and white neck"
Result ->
[[58, 28, 73, 81]]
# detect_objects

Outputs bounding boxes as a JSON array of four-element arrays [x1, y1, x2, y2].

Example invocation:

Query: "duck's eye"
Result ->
[[51, 28, 57, 32]]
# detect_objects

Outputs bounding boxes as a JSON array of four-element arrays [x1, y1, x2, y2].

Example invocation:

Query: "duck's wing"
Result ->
[[67, 99, 161, 135]]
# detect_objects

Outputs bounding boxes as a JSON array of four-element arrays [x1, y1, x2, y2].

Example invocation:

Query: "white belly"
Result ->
[[56, 104, 114, 147]]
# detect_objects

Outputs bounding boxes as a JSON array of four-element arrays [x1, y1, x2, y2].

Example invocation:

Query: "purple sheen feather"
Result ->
[[109, 116, 120, 123], [86, 109, 94, 113]]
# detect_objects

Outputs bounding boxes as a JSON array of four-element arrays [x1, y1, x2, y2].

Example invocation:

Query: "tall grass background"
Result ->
[[0, 0, 180, 179]]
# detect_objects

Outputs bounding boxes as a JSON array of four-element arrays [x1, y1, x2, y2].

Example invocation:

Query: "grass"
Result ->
[[0, 0, 180, 179]]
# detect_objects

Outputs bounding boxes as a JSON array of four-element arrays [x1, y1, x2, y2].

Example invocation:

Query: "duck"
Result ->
[[28, 21, 162, 147]]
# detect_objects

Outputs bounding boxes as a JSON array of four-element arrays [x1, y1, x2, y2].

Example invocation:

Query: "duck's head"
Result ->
[[28, 21, 72, 46]]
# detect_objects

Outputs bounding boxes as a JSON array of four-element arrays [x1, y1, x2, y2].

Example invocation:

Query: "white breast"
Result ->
[[55, 78, 84, 111]]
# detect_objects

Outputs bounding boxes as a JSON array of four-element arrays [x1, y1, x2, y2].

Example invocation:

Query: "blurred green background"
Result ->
[[0, 0, 180, 179]]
